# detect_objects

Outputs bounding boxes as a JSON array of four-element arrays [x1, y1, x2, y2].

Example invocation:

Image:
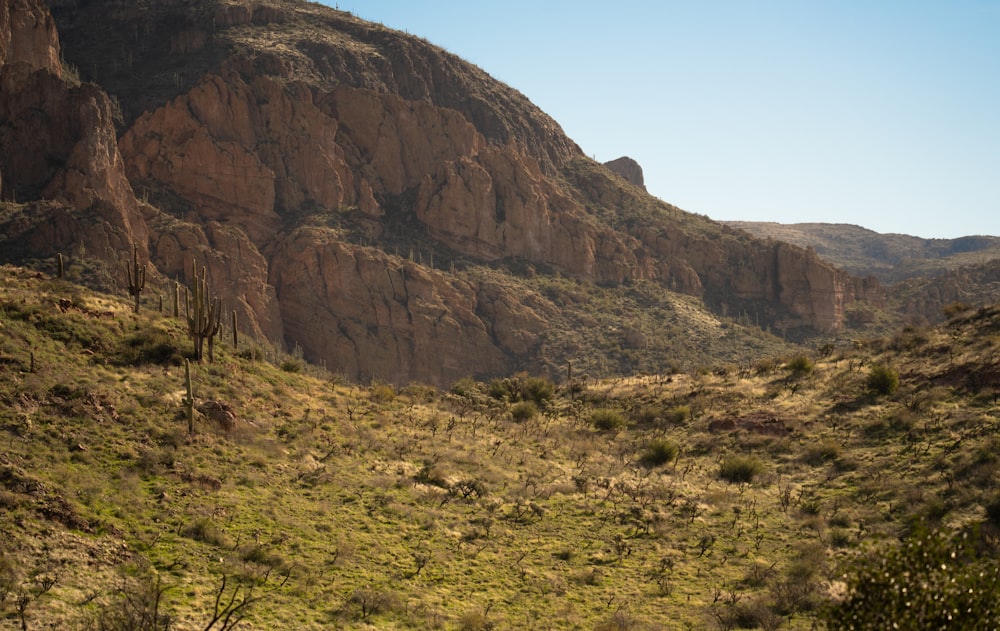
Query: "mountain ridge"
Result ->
[[725, 220, 1000, 283]]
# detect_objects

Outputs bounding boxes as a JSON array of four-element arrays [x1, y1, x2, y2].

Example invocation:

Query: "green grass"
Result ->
[[2, 265, 1000, 629]]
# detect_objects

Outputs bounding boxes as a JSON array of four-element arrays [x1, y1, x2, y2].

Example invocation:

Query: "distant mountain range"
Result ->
[[726, 221, 1000, 325], [725, 221, 1000, 284]]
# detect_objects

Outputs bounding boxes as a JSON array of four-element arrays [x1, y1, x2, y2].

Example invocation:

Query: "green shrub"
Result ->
[[521, 376, 555, 405], [823, 528, 1000, 630], [866, 364, 899, 395], [591, 408, 626, 432], [488, 378, 512, 401], [786, 354, 814, 377], [719, 455, 764, 484], [510, 400, 538, 422], [450, 376, 478, 397], [118, 328, 184, 366], [642, 438, 679, 467]]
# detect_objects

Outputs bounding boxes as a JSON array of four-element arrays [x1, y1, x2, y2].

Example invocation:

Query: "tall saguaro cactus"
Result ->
[[186, 260, 222, 362], [126, 243, 146, 313]]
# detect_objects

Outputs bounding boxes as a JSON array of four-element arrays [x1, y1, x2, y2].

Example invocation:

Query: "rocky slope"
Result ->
[[1, 0, 885, 385]]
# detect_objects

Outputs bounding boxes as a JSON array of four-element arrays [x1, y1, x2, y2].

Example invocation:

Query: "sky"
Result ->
[[320, 1, 999, 239]]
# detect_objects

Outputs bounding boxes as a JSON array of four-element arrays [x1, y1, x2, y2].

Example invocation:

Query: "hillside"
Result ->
[[2, 266, 999, 629], [726, 221, 1000, 284], [2, 0, 886, 387]]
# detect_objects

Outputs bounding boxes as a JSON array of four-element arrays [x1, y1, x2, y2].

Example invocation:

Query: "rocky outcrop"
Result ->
[[268, 227, 552, 384], [604, 156, 646, 190]]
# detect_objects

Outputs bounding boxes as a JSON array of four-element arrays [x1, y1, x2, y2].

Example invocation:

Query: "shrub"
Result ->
[[666, 405, 690, 424], [823, 528, 1000, 630], [520, 376, 555, 405], [786, 354, 814, 377], [801, 439, 841, 466], [488, 378, 512, 401], [642, 438, 679, 467], [118, 329, 184, 366], [866, 364, 899, 395], [368, 382, 396, 403], [450, 376, 478, 397], [510, 400, 538, 422], [89, 562, 173, 631], [348, 586, 399, 620], [719, 455, 764, 484], [591, 408, 626, 432], [631, 405, 661, 425]]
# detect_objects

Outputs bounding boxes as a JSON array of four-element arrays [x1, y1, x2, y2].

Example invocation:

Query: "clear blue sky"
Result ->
[[320, 1, 999, 238]]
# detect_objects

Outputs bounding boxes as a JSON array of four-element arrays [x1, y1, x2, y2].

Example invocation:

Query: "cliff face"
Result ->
[[0, 0, 60, 72], [0, 0, 145, 262], [1, 0, 885, 385]]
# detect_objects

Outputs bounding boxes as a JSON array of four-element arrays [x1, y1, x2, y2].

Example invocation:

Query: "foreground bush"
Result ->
[[824, 528, 1000, 630]]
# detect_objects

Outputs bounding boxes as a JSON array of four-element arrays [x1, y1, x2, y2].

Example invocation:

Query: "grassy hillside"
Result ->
[[2, 265, 999, 629]]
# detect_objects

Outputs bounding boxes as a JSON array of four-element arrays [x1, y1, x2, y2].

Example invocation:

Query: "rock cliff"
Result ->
[[0, 0, 886, 385]]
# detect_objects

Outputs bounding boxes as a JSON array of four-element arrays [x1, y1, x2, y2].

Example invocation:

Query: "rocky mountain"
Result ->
[[1, 0, 885, 386]]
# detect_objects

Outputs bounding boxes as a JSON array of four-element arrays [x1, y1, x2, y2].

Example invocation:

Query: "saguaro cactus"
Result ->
[[126, 243, 146, 314], [185, 260, 222, 362], [183, 358, 195, 434]]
